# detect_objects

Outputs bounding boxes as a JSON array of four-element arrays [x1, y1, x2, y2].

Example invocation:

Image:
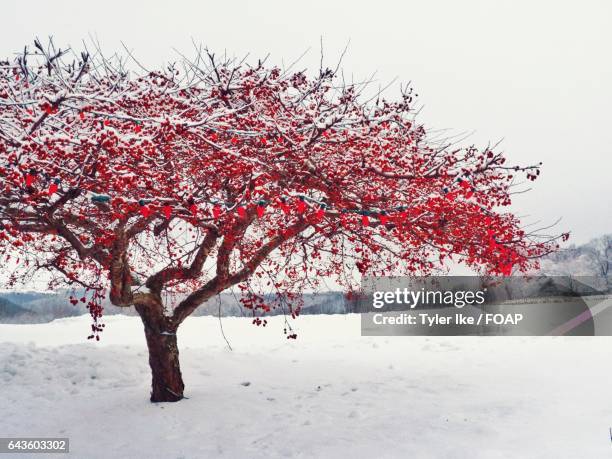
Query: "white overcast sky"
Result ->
[[3, 0, 611, 245]]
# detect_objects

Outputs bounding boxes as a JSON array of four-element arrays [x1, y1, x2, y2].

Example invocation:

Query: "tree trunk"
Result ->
[[142, 325, 185, 402], [135, 302, 185, 403]]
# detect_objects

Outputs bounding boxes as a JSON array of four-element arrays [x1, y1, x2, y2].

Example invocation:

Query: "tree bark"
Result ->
[[135, 303, 184, 402], [142, 324, 184, 402]]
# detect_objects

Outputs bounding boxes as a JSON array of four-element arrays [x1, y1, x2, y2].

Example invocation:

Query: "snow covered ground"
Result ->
[[1, 314, 611, 459]]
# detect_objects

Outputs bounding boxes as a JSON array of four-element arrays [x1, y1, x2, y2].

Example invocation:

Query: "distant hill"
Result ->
[[0, 297, 31, 317], [0, 290, 54, 306], [0, 290, 83, 323], [0, 289, 349, 324], [540, 234, 611, 292]]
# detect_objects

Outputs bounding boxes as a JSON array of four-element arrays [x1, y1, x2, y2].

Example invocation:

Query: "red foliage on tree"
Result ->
[[0, 40, 565, 402]]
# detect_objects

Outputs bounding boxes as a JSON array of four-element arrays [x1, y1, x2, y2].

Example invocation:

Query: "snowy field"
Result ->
[[1, 314, 611, 459]]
